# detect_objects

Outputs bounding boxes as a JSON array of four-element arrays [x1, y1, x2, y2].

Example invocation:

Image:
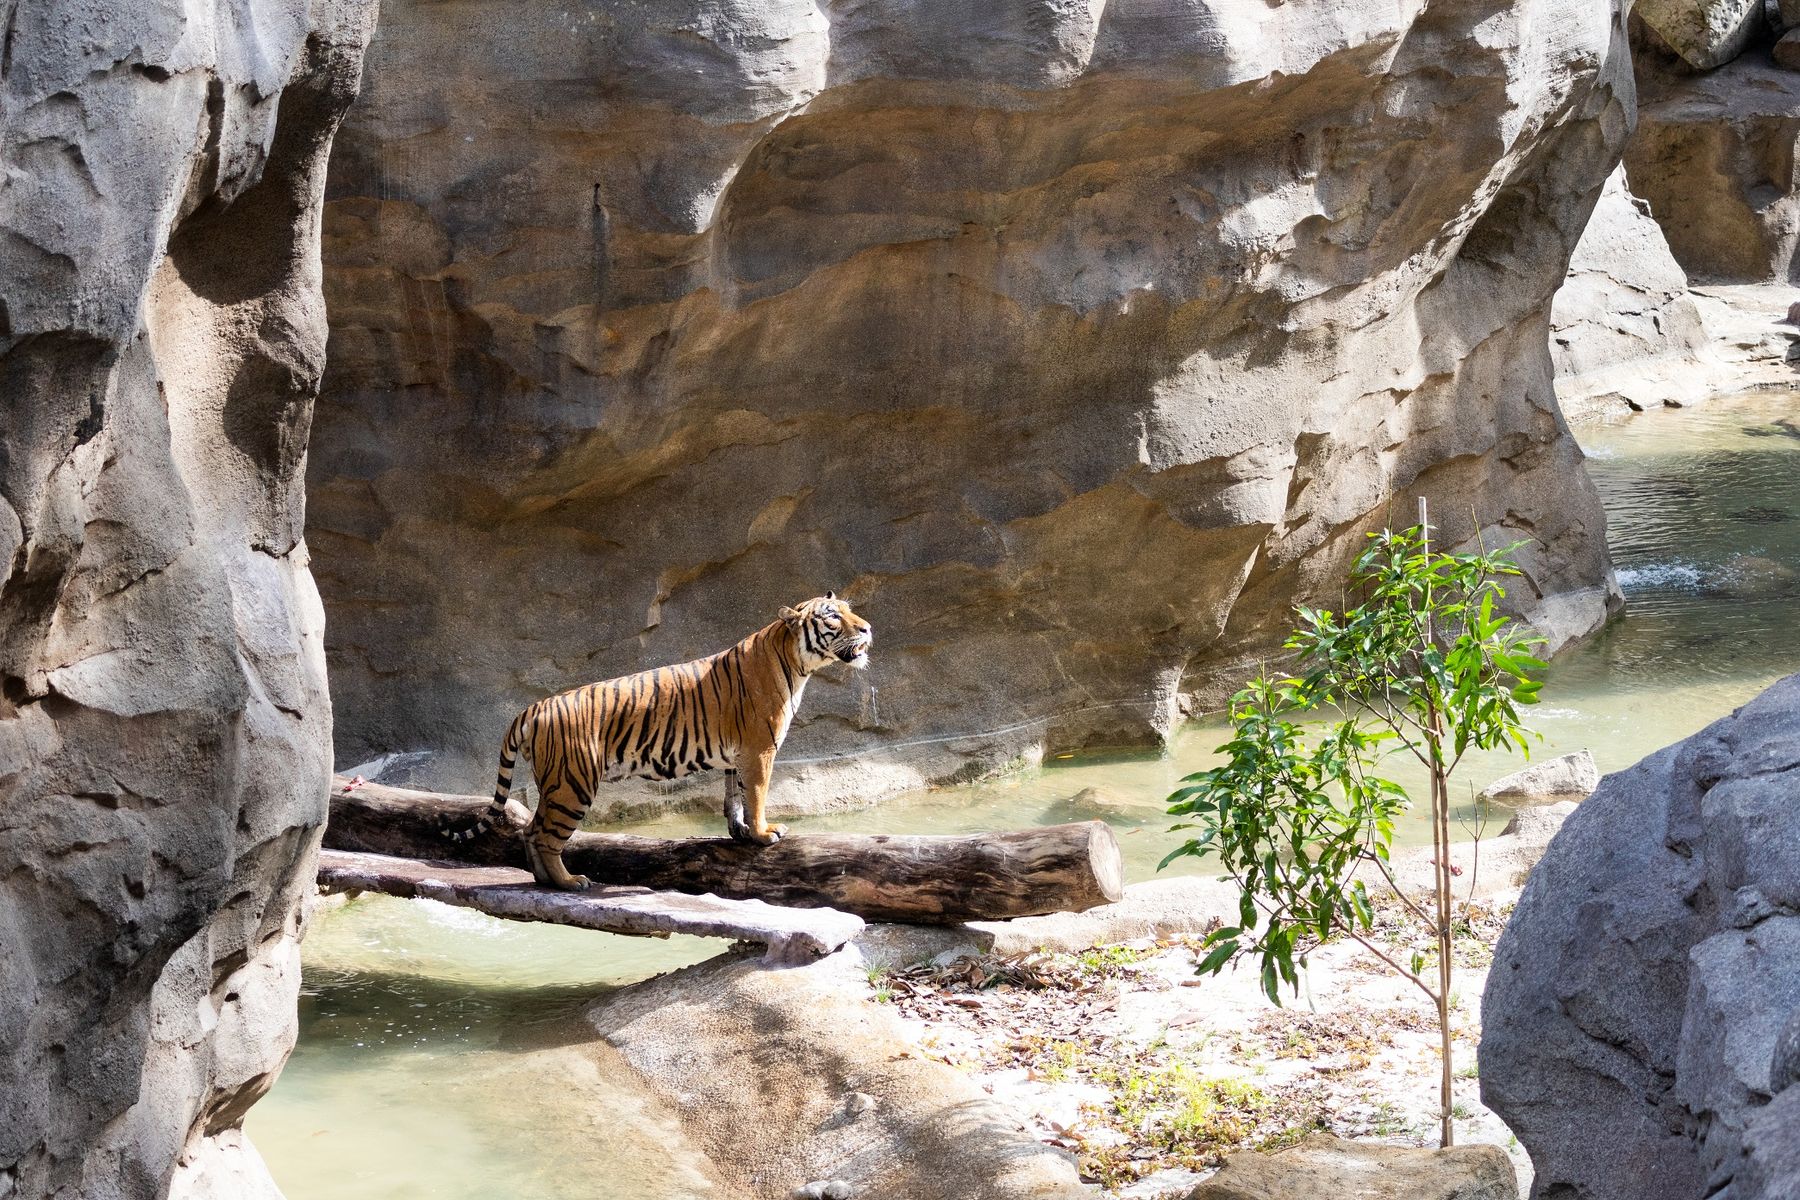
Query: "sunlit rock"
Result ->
[[310, 0, 1631, 811]]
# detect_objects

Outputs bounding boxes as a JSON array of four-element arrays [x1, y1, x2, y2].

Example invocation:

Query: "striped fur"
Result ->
[[441, 593, 872, 891]]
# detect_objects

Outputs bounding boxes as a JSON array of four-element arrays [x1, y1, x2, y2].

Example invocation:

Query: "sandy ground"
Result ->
[[863, 893, 1531, 1198]]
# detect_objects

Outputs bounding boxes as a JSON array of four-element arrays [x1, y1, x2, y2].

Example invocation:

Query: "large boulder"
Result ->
[[1185, 1134, 1517, 1200], [308, 0, 1630, 811], [0, 2, 375, 1197], [1550, 166, 1715, 419], [1633, 0, 1767, 71], [1481, 674, 1800, 1200], [1627, 54, 1800, 284], [1478, 750, 1600, 807]]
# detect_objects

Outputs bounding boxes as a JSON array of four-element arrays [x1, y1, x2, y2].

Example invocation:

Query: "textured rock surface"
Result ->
[[310, 0, 1630, 811], [1481, 674, 1800, 1200], [1550, 166, 1715, 419], [1633, 0, 1767, 71], [1774, 27, 1800, 69], [1185, 1133, 1517, 1200], [590, 947, 1090, 1200], [1628, 54, 1800, 284], [1477, 749, 1600, 806], [0, 2, 374, 1197]]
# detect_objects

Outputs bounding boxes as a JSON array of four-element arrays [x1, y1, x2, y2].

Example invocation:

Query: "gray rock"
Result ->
[[1551, 167, 1715, 421], [1184, 1133, 1517, 1199], [1482, 673, 1800, 1200], [1479, 751, 1601, 807], [308, 0, 1629, 813], [1499, 800, 1581, 844], [592, 950, 1088, 1199], [0, 1, 375, 1196]]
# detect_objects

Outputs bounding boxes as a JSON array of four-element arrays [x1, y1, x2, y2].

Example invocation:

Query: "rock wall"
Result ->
[[1628, 51, 1800, 284], [310, 0, 1630, 812], [0, 2, 374, 1197], [1481, 674, 1800, 1200], [1549, 164, 1714, 420]]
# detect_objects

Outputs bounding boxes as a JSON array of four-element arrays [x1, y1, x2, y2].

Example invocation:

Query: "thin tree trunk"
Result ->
[[1419, 496, 1455, 1149], [1436, 763, 1456, 1149]]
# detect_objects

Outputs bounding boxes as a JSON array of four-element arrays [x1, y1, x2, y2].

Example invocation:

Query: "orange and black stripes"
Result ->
[[437, 594, 873, 891]]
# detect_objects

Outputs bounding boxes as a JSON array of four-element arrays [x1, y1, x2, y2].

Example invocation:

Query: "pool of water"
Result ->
[[246, 897, 724, 1199], [256, 391, 1800, 1199]]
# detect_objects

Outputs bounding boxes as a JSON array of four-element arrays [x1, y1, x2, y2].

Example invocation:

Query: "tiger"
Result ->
[[441, 592, 872, 891]]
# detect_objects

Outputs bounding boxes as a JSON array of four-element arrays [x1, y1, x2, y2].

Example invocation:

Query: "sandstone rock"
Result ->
[[0, 1, 375, 1197], [1185, 1133, 1517, 1200], [1498, 800, 1580, 844], [1478, 751, 1601, 807], [1550, 167, 1715, 421], [1633, 0, 1766, 71], [590, 949, 1088, 1200], [308, 0, 1630, 812], [1774, 27, 1800, 68], [1629, 56, 1800, 284], [1481, 673, 1800, 1200]]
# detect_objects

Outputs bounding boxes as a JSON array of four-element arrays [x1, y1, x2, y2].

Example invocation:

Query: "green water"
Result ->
[[254, 391, 1800, 1198]]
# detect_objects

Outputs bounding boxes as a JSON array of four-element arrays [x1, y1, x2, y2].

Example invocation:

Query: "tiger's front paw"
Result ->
[[557, 874, 592, 892], [744, 823, 786, 846]]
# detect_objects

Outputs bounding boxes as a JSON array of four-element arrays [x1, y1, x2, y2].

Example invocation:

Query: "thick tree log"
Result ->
[[317, 849, 864, 964], [325, 775, 1126, 925]]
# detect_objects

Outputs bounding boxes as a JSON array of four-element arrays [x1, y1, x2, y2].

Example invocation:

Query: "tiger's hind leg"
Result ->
[[524, 782, 593, 892], [722, 769, 749, 841]]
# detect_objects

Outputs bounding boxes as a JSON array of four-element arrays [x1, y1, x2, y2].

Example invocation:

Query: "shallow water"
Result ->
[[246, 897, 724, 1198], [256, 391, 1800, 1198]]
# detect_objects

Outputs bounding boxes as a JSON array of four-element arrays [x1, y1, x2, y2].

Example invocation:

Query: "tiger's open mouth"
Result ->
[[836, 644, 870, 665]]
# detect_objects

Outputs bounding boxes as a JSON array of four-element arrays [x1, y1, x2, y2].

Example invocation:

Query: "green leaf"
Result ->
[[1196, 941, 1238, 975]]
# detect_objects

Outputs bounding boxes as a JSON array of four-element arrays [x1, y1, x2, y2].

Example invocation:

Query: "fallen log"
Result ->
[[316, 849, 864, 965], [325, 775, 1126, 925]]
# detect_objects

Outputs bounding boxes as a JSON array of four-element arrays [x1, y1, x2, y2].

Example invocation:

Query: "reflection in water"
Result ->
[[257, 392, 1800, 1199]]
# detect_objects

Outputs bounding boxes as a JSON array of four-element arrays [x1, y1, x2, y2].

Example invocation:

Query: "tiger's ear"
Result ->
[[779, 605, 801, 626], [824, 590, 836, 601]]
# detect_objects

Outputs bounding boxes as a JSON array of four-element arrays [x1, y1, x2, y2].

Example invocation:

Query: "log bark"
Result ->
[[325, 775, 1126, 925], [316, 849, 865, 964]]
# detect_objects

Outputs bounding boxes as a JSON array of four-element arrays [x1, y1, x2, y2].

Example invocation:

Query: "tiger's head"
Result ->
[[781, 592, 872, 673]]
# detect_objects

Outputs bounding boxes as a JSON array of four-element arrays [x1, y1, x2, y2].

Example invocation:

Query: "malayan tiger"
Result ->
[[441, 593, 872, 891]]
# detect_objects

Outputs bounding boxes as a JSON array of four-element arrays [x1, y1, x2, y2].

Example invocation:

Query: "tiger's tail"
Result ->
[[441, 711, 529, 843]]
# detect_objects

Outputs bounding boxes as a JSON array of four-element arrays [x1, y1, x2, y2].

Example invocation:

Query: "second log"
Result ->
[[325, 775, 1126, 925]]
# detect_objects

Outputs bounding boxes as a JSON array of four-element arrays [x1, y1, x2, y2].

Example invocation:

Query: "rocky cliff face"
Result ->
[[311, 0, 1630, 811], [0, 2, 374, 1197], [1550, 165, 1714, 419], [1481, 674, 1800, 1200]]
